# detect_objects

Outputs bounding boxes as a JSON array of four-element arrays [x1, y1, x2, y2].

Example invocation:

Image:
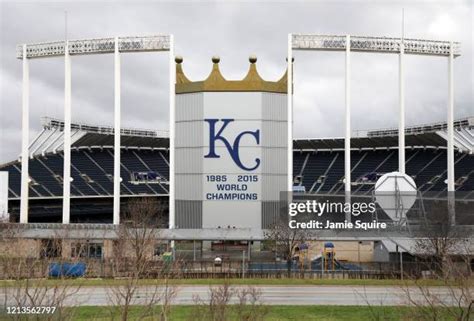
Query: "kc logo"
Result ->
[[204, 119, 260, 171]]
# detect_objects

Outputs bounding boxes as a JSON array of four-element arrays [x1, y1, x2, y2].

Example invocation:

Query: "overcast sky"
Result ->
[[0, 0, 472, 164]]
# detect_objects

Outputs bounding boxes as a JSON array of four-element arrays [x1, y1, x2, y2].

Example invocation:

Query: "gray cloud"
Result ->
[[1, 1, 472, 163]]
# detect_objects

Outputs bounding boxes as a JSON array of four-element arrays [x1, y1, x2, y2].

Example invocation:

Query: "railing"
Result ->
[[292, 34, 461, 57], [41, 116, 168, 138], [353, 117, 473, 138], [0, 222, 117, 230], [0, 258, 457, 280], [17, 35, 170, 59]]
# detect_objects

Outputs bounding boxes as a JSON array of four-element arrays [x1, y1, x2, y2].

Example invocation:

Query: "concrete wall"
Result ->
[[373, 241, 390, 262], [0, 238, 40, 258]]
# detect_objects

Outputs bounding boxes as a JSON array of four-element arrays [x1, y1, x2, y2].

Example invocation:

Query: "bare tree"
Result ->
[[399, 258, 472, 321], [0, 225, 83, 321], [357, 258, 472, 321], [107, 198, 178, 321], [413, 201, 469, 278], [264, 217, 311, 277], [194, 282, 235, 321], [235, 286, 269, 321], [189, 283, 268, 321], [395, 200, 471, 320], [355, 286, 392, 321], [356, 198, 473, 321]]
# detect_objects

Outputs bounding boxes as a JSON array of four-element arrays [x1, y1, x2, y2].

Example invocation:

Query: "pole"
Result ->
[[62, 40, 71, 224], [400, 250, 404, 280], [113, 37, 121, 225], [169, 35, 176, 253], [358, 241, 361, 265], [242, 250, 245, 279], [345, 35, 351, 222], [447, 41, 455, 225], [321, 251, 324, 276], [287, 34, 293, 194], [20, 44, 29, 223], [399, 10, 406, 174], [447, 41, 455, 192]]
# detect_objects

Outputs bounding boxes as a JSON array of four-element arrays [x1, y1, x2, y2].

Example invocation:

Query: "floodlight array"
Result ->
[[17, 35, 170, 59], [292, 34, 460, 57]]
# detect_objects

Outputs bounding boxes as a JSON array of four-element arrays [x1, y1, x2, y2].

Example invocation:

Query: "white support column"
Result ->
[[62, 41, 71, 224], [344, 35, 351, 192], [287, 34, 293, 193], [345, 35, 351, 221], [447, 41, 455, 192], [398, 40, 405, 173], [169, 35, 176, 232], [20, 45, 29, 224], [113, 37, 121, 225]]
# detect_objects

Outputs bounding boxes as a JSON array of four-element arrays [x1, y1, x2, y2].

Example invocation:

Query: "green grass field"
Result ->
[[62, 305, 454, 321], [0, 277, 453, 288]]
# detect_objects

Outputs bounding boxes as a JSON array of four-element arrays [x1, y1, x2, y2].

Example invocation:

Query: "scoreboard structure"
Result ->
[[174, 55, 288, 229]]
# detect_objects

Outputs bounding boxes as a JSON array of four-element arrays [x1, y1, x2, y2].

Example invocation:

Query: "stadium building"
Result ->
[[1, 42, 473, 263], [1, 116, 473, 223], [1, 112, 472, 261]]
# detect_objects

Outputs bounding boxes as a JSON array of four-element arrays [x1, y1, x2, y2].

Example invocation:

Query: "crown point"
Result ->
[[249, 55, 257, 64], [212, 56, 220, 63], [175, 56, 183, 64]]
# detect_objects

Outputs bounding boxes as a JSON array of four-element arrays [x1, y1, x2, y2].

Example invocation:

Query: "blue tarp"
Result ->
[[48, 263, 86, 277]]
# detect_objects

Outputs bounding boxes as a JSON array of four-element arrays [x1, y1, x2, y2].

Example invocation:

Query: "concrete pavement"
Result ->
[[3, 285, 466, 306]]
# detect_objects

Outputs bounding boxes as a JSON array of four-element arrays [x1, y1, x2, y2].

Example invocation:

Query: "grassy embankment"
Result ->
[[0, 277, 454, 288]]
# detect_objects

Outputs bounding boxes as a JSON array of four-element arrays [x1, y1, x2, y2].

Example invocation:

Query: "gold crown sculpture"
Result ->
[[175, 55, 288, 94]]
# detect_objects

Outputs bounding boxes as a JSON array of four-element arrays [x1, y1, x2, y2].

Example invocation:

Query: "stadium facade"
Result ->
[[1, 114, 473, 261], [2, 115, 473, 223], [1, 36, 473, 262]]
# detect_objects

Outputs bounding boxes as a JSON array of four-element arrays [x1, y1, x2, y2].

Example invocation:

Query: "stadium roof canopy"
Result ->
[[295, 117, 473, 152], [73, 133, 169, 150], [381, 238, 474, 256], [29, 117, 169, 157], [27, 116, 474, 157], [293, 133, 447, 150]]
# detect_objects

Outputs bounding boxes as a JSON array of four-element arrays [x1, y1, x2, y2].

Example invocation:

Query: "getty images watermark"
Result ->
[[287, 200, 387, 230]]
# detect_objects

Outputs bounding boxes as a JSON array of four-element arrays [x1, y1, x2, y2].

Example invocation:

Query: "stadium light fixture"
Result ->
[[19, 45, 29, 223], [16, 35, 171, 59], [291, 34, 460, 57], [290, 33, 461, 207], [113, 37, 121, 227], [62, 41, 72, 224], [17, 35, 173, 227], [344, 35, 351, 222]]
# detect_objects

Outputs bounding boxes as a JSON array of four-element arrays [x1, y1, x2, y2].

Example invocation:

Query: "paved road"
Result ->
[[4, 285, 465, 306]]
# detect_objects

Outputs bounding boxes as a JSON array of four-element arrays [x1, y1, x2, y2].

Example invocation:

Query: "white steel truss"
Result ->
[[17, 35, 170, 59], [291, 34, 460, 57]]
